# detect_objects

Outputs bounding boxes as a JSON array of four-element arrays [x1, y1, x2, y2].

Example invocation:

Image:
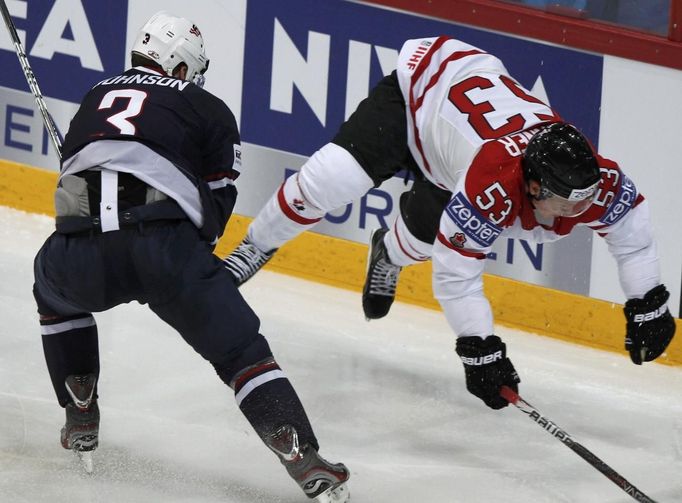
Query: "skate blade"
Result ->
[[76, 450, 94, 474], [315, 482, 349, 503]]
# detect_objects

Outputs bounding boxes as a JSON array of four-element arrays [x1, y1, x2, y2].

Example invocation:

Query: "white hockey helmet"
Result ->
[[131, 11, 209, 86]]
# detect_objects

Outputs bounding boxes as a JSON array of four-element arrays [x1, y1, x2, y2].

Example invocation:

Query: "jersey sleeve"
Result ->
[[201, 97, 242, 180], [430, 163, 520, 338], [600, 201, 660, 299], [579, 159, 658, 299], [430, 145, 535, 338], [193, 92, 243, 241]]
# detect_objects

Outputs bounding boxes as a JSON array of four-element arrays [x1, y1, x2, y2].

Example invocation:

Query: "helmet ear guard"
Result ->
[[523, 122, 601, 202], [131, 11, 209, 86]]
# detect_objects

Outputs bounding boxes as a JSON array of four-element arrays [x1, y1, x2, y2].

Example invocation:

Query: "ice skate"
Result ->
[[61, 374, 99, 473], [223, 237, 277, 286], [267, 425, 350, 502], [362, 228, 402, 320]]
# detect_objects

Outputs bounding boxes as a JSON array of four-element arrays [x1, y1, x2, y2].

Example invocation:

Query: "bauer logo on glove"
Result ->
[[455, 335, 520, 410], [459, 350, 503, 366], [632, 305, 669, 323]]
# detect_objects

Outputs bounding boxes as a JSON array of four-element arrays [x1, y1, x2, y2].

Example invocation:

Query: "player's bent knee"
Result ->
[[298, 143, 373, 211], [212, 333, 273, 386]]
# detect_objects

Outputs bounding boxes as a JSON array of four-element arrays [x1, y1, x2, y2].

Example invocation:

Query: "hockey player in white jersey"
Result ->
[[224, 36, 676, 409]]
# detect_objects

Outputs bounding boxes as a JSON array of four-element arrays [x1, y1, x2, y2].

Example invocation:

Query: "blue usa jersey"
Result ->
[[61, 66, 242, 241]]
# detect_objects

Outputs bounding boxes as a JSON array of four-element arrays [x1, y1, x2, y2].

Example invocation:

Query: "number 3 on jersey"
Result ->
[[98, 89, 148, 135], [448, 75, 556, 140]]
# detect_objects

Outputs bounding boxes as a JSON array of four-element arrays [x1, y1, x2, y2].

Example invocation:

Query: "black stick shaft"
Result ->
[[500, 386, 657, 503]]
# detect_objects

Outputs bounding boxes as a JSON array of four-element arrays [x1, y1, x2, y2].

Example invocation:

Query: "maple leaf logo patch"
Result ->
[[450, 232, 467, 248]]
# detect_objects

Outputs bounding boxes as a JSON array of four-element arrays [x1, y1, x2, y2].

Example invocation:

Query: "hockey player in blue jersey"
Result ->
[[32, 11, 348, 502]]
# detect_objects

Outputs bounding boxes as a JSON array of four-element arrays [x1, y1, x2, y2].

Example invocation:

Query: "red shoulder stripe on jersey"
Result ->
[[407, 36, 450, 176], [408, 42, 484, 176], [436, 231, 487, 259], [408, 114, 432, 174], [414, 49, 484, 111], [277, 183, 323, 225], [411, 36, 451, 84]]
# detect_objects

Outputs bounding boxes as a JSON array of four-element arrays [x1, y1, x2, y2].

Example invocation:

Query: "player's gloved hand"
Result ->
[[455, 335, 520, 409], [624, 284, 676, 365]]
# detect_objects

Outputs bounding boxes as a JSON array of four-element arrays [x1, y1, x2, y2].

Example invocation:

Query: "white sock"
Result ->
[[383, 214, 433, 266]]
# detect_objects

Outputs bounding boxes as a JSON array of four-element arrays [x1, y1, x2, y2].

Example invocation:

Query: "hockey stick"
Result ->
[[500, 386, 657, 503], [0, 0, 62, 159]]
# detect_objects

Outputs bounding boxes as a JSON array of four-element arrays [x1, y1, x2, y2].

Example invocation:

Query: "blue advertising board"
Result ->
[[0, 0, 127, 104], [241, 0, 603, 157]]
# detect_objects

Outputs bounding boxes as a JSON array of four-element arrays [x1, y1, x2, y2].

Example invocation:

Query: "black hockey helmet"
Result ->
[[523, 122, 601, 202]]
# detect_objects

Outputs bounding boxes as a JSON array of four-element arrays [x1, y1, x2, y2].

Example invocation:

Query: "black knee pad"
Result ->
[[399, 179, 452, 243], [212, 334, 273, 386]]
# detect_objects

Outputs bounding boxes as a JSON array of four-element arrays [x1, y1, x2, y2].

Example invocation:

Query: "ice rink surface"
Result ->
[[1, 206, 681, 503]]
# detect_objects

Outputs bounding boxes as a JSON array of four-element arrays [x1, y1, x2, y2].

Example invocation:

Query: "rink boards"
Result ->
[[1, 160, 680, 366]]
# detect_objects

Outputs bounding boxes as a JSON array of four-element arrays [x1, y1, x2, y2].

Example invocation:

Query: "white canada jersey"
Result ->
[[396, 36, 558, 191], [393, 37, 659, 339]]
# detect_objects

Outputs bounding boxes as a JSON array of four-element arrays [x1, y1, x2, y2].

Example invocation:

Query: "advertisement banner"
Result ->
[[0, 0, 635, 299], [0, 0, 128, 168], [241, 0, 602, 155]]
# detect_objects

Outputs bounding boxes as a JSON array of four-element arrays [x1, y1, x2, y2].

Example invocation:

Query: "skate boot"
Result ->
[[61, 374, 99, 472], [362, 228, 402, 320], [223, 237, 277, 286], [267, 425, 350, 502]]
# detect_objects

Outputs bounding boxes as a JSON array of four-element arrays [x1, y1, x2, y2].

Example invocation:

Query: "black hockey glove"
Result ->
[[624, 284, 676, 365], [455, 335, 520, 410]]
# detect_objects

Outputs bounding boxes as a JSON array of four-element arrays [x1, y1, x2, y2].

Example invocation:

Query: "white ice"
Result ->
[[1, 205, 681, 503]]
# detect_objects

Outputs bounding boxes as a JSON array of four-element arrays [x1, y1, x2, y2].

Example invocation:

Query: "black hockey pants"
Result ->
[[33, 220, 263, 406]]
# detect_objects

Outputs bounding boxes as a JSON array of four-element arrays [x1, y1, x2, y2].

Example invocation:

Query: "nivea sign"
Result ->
[[241, 0, 603, 157]]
